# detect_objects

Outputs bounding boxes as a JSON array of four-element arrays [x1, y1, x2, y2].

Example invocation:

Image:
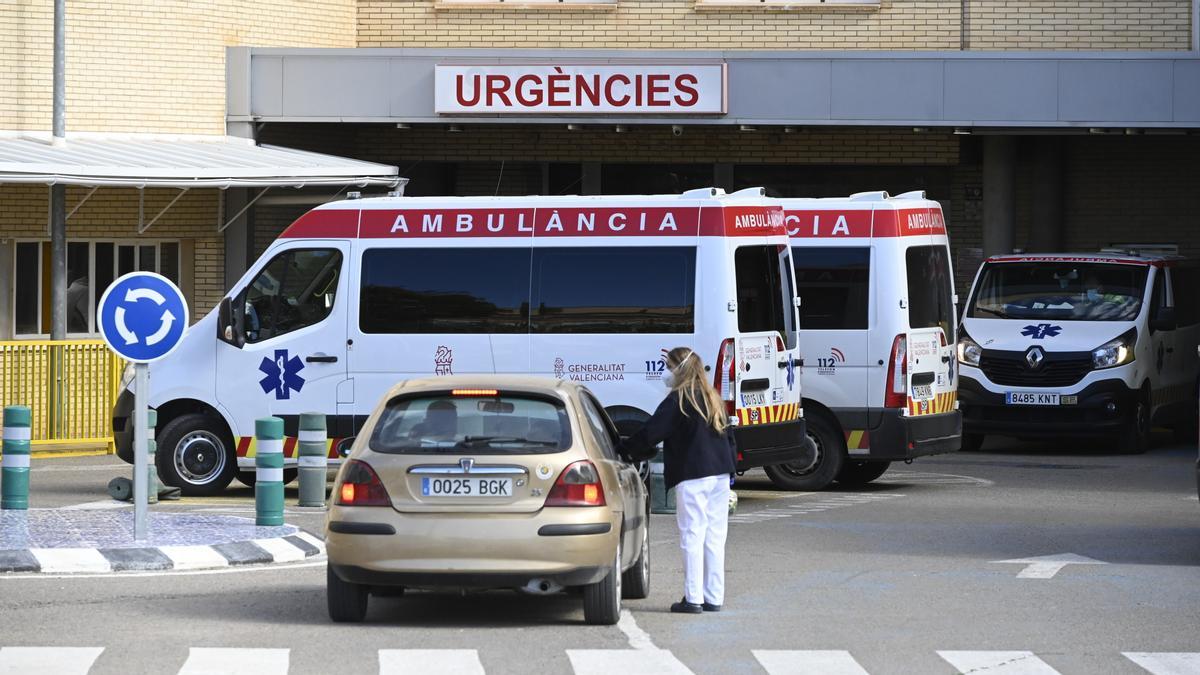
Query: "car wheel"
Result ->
[[235, 469, 299, 488], [1118, 393, 1152, 454], [156, 413, 237, 496], [960, 433, 985, 452], [836, 460, 891, 487], [621, 521, 650, 600], [763, 411, 844, 491], [583, 545, 622, 625], [327, 564, 369, 623]]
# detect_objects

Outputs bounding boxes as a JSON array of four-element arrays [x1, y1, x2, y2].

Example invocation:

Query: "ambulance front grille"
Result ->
[[978, 350, 1094, 387]]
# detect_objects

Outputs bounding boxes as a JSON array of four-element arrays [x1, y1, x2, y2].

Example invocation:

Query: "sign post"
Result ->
[[98, 272, 188, 541]]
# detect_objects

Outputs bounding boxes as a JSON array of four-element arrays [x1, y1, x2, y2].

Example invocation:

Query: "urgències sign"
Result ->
[[434, 64, 727, 115]]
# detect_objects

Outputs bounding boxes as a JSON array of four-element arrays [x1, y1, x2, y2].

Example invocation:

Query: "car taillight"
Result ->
[[335, 460, 391, 507], [713, 338, 736, 415], [545, 460, 606, 507], [884, 334, 908, 409], [776, 334, 786, 353]]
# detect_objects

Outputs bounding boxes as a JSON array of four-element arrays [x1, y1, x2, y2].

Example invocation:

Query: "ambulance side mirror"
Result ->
[[1151, 307, 1176, 333], [217, 297, 244, 348]]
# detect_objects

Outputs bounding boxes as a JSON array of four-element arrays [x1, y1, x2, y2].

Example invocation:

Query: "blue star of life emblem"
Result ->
[[1021, 323, 1062, 340], [259, 349, 305, 400], [785, 356, 796, 391]]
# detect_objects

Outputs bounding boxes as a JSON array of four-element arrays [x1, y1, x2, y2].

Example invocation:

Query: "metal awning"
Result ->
[[0, 131, 402, 189]]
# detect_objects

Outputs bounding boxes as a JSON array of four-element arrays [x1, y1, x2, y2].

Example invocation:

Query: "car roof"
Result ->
[[383, 374, 582, 400], [986, 252, 1191, 266]]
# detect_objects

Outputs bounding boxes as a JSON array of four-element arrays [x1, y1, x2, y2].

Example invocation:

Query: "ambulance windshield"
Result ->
[[970, 262, 1148, 322]]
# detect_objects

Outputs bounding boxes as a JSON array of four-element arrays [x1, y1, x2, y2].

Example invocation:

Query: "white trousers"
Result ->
[[674, 475, 730, 606]]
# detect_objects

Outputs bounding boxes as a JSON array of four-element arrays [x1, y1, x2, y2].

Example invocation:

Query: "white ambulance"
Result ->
[[958, 251, 1200, 452], [770, 191, 962, 491], [112, 188, 811, 495]]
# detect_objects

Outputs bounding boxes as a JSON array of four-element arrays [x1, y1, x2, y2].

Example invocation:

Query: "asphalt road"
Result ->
[[2, 435, 1198, 675]]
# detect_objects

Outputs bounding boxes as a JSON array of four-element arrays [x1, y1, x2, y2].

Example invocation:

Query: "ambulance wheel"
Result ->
[[836, 460, 891, 487], [156, 413, 237, 496], [960, 433, 985, 452], [763, 411, 844, 491], [235, 469, 298, 488], [1118, 392, 1152, 455], [327, 564, 369, 623]]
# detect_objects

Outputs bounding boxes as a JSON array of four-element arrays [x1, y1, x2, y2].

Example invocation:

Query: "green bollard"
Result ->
[[146, 409, 158, 505], [2, 406, 32, 510], [255, 417, 285, 526], [297, 412, 328, 508], [649, 447, 675, 515]]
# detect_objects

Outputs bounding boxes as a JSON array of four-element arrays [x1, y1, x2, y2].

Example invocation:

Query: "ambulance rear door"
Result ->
[[730, 242, 801, 423], [897, 207, 957, 418]]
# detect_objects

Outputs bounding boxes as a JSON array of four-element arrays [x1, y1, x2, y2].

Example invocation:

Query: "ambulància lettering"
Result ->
[[388, 210, 681, 235], [905, 211, 945, 232], [734, 211, 786, 230], [785, 214, 852, 237]]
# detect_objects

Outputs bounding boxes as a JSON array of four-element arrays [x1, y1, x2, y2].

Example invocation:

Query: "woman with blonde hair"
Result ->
[[619, 346, 736, 614]]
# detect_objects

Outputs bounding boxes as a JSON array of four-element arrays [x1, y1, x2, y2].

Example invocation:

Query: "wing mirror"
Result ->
[[217, 297, 245, 347], [1151, 307, 1177, 332]]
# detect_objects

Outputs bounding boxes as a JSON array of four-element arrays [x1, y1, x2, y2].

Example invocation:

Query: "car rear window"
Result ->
[[368, 392, 572, 455], [906, 245, 955, 340]]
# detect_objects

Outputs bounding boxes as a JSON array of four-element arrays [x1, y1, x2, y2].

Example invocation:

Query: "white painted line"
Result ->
[[938, 651, 1061, 674], [0, 647, 103, 675], [179, 648, 288, 675], [991, 553, 1106, 579], [29, 548, 112, 574], [567, 650, 694, 675], [29, 464, 128, 473], [293, 530, 326, 553], [0, 559, 323, 581], [753, 650, 870, 675], [159, 545, 230, 571], [618, 609, 657, 650], [379, 649, 485, 675], [1124, 652, 1200, 674], [59, 499, 130, 511], [253, 537, 307, 563]]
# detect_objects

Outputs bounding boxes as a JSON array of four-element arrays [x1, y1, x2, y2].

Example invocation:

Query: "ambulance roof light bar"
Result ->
[[729, 187, 767, 198], [893, 190, 927, 200], [681, 187, 724, 198], [849, 191, 890, 201]]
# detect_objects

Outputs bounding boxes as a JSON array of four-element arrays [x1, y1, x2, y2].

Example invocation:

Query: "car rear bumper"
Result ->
[[325, 505, 620, 588], [734, 418, 808, 470], [959, 376, 1139, 436], [867, 409, 961, 460]]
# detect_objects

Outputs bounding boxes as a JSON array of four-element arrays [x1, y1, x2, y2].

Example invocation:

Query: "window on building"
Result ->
[[11, 240, 180, 337], [240, 248, 342, 344], [695, 0, 877, 6], [438, 0, 615, 4], [532, 247, 695, 334], [360, 248, 531, 334], [792, 247, 870, 330]]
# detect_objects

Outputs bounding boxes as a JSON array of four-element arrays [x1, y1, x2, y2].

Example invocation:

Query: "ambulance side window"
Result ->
[[791, 247, 870, 330], [1169, 267, 1199, 327], [240, 248, 342, 344], [1149, 270, 1168, 329]]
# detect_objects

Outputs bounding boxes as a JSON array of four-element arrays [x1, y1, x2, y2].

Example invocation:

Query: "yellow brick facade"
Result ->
[[356, 0, 1191, 51], [0, 1, 356, 135]]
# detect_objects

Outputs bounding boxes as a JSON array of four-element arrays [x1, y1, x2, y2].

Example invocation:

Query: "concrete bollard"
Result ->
[[2, 406, 32, 510], [649, 447, 675, 515], [255, 417, 285, 526], [297, 412, 328, 507], [146, 409, 159, 505]]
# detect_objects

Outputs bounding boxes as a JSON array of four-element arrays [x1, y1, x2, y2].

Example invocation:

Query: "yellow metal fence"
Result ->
[[0, 341, 124, 452]]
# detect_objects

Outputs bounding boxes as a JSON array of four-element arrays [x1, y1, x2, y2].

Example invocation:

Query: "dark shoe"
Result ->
[[702, 602, 722, 612], [670, 598, 703, 614]]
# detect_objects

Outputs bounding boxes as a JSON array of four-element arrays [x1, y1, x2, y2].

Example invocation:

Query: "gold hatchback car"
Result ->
[[325, 375, 650, 625]]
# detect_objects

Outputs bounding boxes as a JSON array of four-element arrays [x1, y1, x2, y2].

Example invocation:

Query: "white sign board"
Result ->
[[434, 64, 727, 115]]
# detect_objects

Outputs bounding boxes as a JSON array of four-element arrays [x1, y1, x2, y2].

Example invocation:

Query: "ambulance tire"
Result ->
[[1117, 390, 1152, 455], [763, 411, 844, 491], [156, 413, 238, 496], [836, 460, 891, 487], [327, 564, 369, 623], [235, 469, 299, 488], [960, 433, 985, 452], [583, 544, 622, 626]]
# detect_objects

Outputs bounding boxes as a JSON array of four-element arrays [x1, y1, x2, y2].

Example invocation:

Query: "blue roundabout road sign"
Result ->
[[98, 272, 189, 363]]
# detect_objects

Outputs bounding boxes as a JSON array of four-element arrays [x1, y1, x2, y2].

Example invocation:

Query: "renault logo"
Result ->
[[1026, 347, 1045, 369], [460, 458, 474, 473]]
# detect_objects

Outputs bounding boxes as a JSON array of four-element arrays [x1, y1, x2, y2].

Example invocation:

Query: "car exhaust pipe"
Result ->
[[519, 579, 564, 595]]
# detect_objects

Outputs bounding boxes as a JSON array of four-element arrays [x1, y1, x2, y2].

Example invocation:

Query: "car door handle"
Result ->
[[306, 354, 338, 363], [942, 355, 952, 363]]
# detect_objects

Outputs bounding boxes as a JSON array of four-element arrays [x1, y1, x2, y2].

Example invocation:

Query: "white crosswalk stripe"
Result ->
[[566, 649, 694, 675], [1124, 652, 1200, 675], [0, 647, 103, 675], [178, 648, 289, 675], [379, 649, 485, 675], [753, 649, 870, 675], [938, 650, 1062, 674]]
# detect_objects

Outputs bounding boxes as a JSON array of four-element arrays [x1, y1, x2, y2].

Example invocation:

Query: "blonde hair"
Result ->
[[665, 346, 727, 434]]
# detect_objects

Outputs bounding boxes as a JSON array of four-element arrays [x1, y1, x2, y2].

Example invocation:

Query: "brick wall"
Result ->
[[356, 0, 1191, 50], [0, 1, 356, 134]]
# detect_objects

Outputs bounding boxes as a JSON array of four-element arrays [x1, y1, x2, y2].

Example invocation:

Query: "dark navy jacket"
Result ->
[[619, 391, 736, 490]]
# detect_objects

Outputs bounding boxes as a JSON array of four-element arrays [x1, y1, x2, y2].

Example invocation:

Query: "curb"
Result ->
[[0, 530, 325, 574]]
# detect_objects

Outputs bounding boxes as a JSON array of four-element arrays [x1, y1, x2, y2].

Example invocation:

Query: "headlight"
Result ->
[[1092, 328, 1137, 370], [958, 332, 982, 367], [119, 363, 136, 392]]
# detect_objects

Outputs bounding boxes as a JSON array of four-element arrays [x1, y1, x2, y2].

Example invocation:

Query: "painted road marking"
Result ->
[[1124, 652, 1200, 674], [0, 647, 103, 675], [567, 649, 694, 675], [618, 609, 657, 651], [728, 492, 905, 524], [178, 648, 289, 675], [158, 544, 231, 571], [874, 471, 994, 487], [59, 500, 130, 511], [753, 649, 870, 675], [379, 650, 485, 675], [991, 553, 1107, 579], [29, 547, 111, 573], [252, 537, 308, 563], [938, 651, 1062, 674]]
